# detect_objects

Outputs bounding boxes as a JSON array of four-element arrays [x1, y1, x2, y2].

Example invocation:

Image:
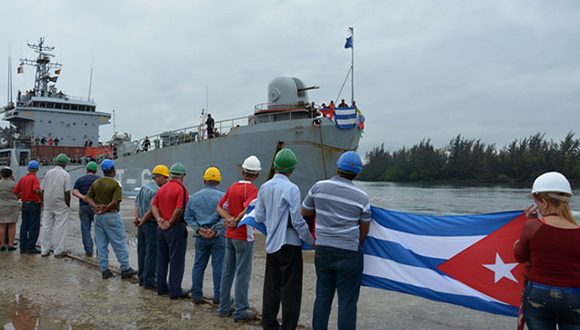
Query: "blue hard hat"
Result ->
[[28, 160, 40, 170], [100, 159, 115, 171], [336, 151, 363, 174]]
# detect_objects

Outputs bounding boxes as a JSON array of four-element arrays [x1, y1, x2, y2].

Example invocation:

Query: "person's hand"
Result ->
[[205, 229, 216, 239], [224, 216, 236, 229], [133, 217, 140, 227], [513, 239, 520, 248], [525, 204, 538, 218], [94, 204, 106, 214]]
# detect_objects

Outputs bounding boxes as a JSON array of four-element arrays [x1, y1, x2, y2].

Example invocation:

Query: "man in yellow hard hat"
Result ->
[[184, 166, 225, 304], [134, 164, 169, 289]]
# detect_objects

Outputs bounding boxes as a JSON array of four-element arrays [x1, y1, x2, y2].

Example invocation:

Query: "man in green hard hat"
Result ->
[[72, 161, 100, 257], [40, 153, 73, 257], [254, 148, 315, 329], [151, 162, 190, 299]]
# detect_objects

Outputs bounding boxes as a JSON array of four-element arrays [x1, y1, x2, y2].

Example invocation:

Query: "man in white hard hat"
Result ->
[[216, 155, 261, 321]]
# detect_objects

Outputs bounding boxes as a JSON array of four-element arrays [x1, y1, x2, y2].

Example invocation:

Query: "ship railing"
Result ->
[[127, 116, 249, 155]]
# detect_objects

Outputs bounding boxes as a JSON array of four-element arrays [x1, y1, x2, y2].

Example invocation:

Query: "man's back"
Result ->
[[74, 174, 100, 206], [42, 167, 71, 210], [187, 187, 224, 226], [303, 176, 371, 251], [136, 182, 159, 218], [88, 177, 122, 211]]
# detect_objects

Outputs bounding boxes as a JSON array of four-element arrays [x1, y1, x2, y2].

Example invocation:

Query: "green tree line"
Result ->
[[359, 132, 580, 183]]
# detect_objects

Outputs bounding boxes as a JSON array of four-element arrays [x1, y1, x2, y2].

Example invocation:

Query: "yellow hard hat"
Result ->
[[203, 166, 222, 182], [152, 164, 170, 177]]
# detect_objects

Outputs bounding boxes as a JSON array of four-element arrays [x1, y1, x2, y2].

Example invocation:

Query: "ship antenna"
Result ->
[[112, 108, 117, 133], [87, 65, 94, 101], [7, 54, 12, 104]]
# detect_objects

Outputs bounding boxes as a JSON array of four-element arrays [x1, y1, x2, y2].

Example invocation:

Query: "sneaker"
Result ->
[[170, 289, 191, 300], [212, 297, 219, 305], [102, 269, 114, 279], [7, 246, 17, 251], [192, 297, 204, 305], [121, 268, 137, 279], [234, 309, 258, 322], [26, 249, 42, 254]]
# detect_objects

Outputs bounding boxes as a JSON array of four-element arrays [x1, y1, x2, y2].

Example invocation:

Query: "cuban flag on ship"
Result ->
[[363, 207, 527, 316], [334, 107, 358, 129]]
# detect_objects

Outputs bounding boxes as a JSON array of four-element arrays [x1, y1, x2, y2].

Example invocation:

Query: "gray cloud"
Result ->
[[1, 0, 579, 154]]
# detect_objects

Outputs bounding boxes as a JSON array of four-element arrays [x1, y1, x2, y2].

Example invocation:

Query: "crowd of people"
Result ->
[[0, 148, 578, 329], [0, 149, 371, 329]]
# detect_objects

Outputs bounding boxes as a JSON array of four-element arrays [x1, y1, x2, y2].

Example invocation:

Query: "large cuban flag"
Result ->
[[240, 202, 527, 316], [363, 207, 527, 316]]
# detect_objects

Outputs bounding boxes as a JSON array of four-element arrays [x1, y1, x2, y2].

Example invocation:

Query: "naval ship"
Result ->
[[2, 38, 363, 195]]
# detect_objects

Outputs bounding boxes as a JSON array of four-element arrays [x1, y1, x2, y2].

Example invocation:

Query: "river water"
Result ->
[[357, 181, 580, 215]]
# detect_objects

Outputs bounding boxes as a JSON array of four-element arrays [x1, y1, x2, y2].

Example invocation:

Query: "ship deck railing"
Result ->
[[120, 106, 323, 157]]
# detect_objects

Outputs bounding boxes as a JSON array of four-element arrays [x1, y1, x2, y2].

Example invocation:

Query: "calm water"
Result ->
[[356, 181, 580, 215]]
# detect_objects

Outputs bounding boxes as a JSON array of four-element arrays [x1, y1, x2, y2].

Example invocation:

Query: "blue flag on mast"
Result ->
[[344, 27, 353, 48]]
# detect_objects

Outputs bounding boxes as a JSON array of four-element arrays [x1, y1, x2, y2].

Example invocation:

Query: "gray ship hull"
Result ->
[[115, 117, 361, 196]]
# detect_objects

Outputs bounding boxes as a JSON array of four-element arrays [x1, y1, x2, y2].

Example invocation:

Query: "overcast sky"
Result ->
[[1, 0, 579, 154]]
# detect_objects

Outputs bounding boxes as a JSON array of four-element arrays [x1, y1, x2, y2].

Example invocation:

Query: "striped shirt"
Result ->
[[302, 176, 371, 251]]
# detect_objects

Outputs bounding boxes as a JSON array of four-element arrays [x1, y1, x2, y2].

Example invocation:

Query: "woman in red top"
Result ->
[[514, 171, 580, 330]]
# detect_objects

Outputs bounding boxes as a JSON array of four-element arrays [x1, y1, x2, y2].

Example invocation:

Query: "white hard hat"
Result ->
[[531, 172, 573, 197], [242, 155, 261, 172]]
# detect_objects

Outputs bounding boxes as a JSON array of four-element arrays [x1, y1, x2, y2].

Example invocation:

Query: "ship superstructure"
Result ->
[[2, 38, 110, 150]]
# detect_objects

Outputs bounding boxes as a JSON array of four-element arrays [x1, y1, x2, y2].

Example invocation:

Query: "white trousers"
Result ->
[[40, 207, 70, 255]]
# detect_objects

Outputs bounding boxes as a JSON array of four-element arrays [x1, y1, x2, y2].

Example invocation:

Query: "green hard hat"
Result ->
[[55, 153, 70, 165], [170, 162, 187, 175], [86, 161, 98, 172], [274, 148, 297, 173]]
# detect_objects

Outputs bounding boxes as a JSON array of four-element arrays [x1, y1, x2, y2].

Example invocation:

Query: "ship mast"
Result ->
[[19, 37, 62, 97]]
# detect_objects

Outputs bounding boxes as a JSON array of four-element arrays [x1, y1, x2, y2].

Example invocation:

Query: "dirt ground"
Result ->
[[0, 197, 515, 329]]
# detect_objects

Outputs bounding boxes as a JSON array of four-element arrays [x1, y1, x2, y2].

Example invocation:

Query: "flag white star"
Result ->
[[483, 253, 519, 284]]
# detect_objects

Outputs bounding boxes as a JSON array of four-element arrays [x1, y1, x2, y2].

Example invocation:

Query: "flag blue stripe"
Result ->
[[364, 236, 447, 269], [334, 114, 356, 120], [362, 274, 518, 317], [371, 206, 522, 236]]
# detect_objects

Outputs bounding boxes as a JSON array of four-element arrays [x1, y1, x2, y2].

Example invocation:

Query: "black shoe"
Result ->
[[7, 246, 17, 251], [54, 252, 66, 258], [121, 267, 137, 279], [85, 252, 93, 257], [143, 285, 157, 291], [192, 297, 204, 305], [170, 289, 191, 300], [102, 269, 114, 279], [0, 246, 6, 252], [26, 248, 41, 254], [212, 297, 219, 305]]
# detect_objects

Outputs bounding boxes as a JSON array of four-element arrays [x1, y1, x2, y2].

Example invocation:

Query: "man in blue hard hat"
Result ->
[[72, 161, 100, 257], [13, 160, 43, 254], [86, 159, 137, 279], [302, 151, 371, 330], [40, 153, 73, 257]]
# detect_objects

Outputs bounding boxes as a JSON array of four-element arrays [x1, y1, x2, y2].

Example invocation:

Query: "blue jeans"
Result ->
[[191, 235, 225, 300], [20, 202, 41, 252], [79, 205, 95, 255], [156, 223, 187, 299], [524, 281, 580, 329], [94, 212, 130, 272], [313, 245, 363, 330], [219, 238, 254, 320], [138, 220, 158, 288]]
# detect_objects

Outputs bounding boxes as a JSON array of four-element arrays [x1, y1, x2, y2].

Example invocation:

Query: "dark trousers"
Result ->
[[263, 244, 304, 330], [156, 223, 187, 299], [20, 202, 41, 252], [312, 246, 363, 330], [138, 220, 158, 288]]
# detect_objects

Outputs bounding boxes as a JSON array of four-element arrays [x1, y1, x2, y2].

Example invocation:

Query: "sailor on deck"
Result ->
[[86, 159, 137, 279], [40, 153, 72, 257]]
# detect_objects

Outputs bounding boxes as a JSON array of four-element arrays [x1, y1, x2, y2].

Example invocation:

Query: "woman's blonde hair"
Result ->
[[534, 192, 577, 225]]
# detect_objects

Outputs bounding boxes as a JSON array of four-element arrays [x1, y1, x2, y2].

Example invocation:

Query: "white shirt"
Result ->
[[42, 166, 72, 210]]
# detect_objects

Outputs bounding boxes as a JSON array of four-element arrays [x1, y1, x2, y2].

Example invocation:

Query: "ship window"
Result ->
[[71, 105, 78, 111], [73, 122, 76, 125], [48, 120, 52, 124], [55, 103, 62, 109], [84, 123, 88, 126], [47, 103, 53, 108], [64, 104, 70, 110]]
